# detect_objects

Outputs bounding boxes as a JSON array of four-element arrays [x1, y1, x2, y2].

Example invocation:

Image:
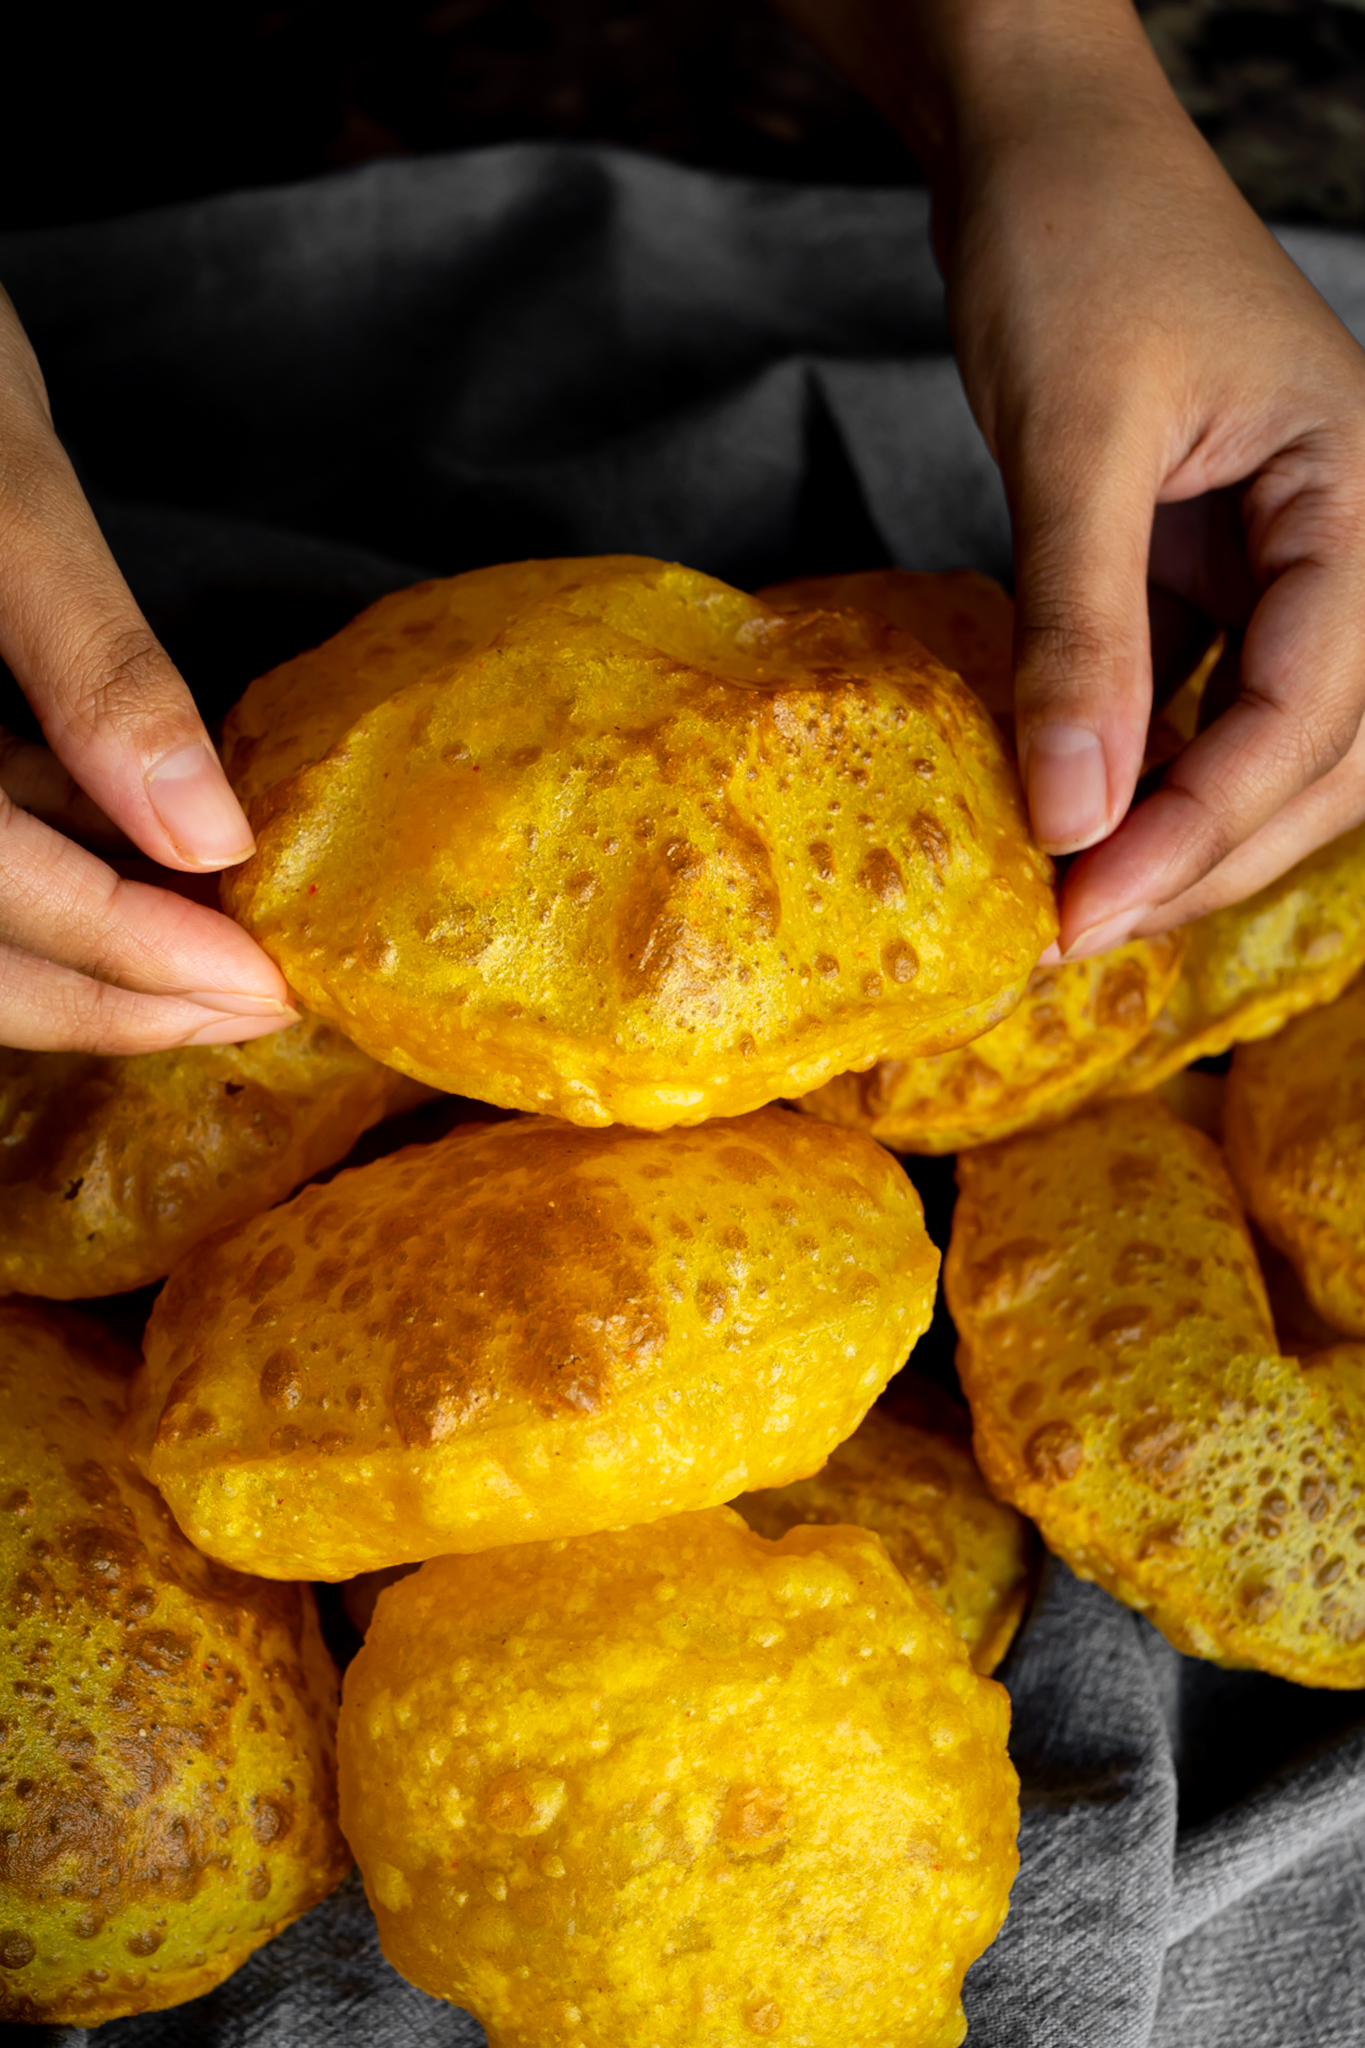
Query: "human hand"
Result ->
[[0, 285, 297, 1051], [774, 0, 1365, 955]]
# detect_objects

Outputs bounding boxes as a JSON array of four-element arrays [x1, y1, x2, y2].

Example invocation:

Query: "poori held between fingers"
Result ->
[[1225, 975, 1365, 1340], [0, 1301, 348, 2024], [797, 932, 1185, 1152], [736, 1401, 1034, 1674], [946, 1098, 1365, 1686], [338, 1509, 1019, 2048], [0, 1016, 425, 1300], [220, 555, 1057, 1128], [131, 1106, 940, 1580]]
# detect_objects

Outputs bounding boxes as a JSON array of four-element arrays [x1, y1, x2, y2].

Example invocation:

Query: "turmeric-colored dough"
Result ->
[[946, 1097, 1365, 1684], [761, 567, 1016, 724], [132, 1107, 939, 1580], [1225, 975, 1365, 1339], [1106, 822, 1365, 1093], [0, 1016, 422, 1300], [339, 1508, 1019, 2048], [798, 934, 1185, 1152], [0, 1302, 347, 2024], [221, 556, 1056, 1128], [761, 568, 1222, 774], [737, 1402, 1033, 1673]]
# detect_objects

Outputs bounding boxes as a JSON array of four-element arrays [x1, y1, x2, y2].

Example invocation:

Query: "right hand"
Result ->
[[0, 285, 297, 1054]]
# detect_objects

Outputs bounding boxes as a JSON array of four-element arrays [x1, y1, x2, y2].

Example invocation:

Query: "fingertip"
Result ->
[[173, 991, 297, 1019], [178, 1008, 302, 1049], [1024, 724, 1113, 854], [1058, 904, 1153, 963], [144, 742, 255, 870]]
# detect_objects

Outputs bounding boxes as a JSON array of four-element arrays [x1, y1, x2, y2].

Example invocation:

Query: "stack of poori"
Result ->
[[5, 553, 1365, 2042]]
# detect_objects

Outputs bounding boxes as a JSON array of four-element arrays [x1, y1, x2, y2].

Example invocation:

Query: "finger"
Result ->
[[0, 942, 301, 1056], [1126, 716, 1365, 932], [0, 323, 254, 870], [0, 794, 294, 1010], [1059, 537, 1365, 954], [0, 725, 125, 848], [1009, 415, 1161, 856]]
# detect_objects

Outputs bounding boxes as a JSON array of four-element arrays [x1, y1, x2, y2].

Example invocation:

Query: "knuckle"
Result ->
[[0, 944, 160, 1057], [57, 974, 175, 1057], [1241, 679, 1361, 785], [1018, 607, 1119, 680], [56, 624, 181, 748], [1156, 776, 1241, 877]]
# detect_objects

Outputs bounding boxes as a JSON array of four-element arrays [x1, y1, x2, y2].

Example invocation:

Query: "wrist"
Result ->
[[774, 0, 1187, 191]]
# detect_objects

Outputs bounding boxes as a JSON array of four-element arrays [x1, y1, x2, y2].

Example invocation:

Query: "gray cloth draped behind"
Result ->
[[2, 144, 1364, 2047]]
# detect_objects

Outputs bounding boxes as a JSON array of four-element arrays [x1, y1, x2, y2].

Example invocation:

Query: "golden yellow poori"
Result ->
[[761, 567, 1016, 725], [132, 1106, 939, 1580], [946, 1097, 1365, 1685], [1224, 974, 1365, 1339], [1105, 821, 1365, 1093], [761, 568, 1223, 776], [0, 1301, 347, 2024], [0, 1016, 422, 1300], [797, 933, 1185, 1151], [220, 555, 1056, 1128], [736, 1401, 1034, 1673], [339, 1507, 1019, 2048]]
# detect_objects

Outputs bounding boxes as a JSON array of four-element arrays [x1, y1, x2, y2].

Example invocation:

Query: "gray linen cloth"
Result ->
[[1, 144, 1363, 2046]]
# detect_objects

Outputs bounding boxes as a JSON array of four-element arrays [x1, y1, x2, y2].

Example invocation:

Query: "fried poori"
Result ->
[[1105, 822, 1365, 1093], [797, 934, 1185, 1152], [0, 1302, 347, 2023], [736, 1402, 1034, 1673], [946, 1098, 1365, 1685], [339, 1508, 1018, 2048], [761, 569, 1223, 776], [761, 567, 1016, 724], [1225, 975, 1365, 1339], [221, 556, 1056, 1128], [132, 1107, 939, 1580], [0, 1017, 423, 1300]]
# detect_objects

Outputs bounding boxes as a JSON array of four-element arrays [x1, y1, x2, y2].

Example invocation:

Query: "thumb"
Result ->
[[1010, 426, 1157, 865]]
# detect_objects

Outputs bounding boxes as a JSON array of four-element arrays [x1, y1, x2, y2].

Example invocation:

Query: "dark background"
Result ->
[[5, 0, 1365, 233]]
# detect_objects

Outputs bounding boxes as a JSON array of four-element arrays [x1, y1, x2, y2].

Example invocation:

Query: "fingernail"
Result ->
[[180, 1010, 299, 1048], [1027, 726, 1110, 852], [175, 991, 297, 1018], [146, 743, 255, 868], [1036, 940, 1063, 966], [1062, 905, 1154, 963]]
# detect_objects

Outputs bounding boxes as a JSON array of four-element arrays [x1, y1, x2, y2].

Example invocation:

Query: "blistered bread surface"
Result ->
[[339, 1508, 1018, 2048], [0, 1016, 418, 1300], [800, 936, 1184, 1152], [760, 568, 1016, 726], [946, 1099, 1365, 1684], [1106, 822, 1365, 1093], [221, 556, 1056, 1127], [737, 1403, 1033, 1673], [1225, 975, 1365, 1339], [133, 1108, 939, 1579], [0, 1304, 347, 2023]]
